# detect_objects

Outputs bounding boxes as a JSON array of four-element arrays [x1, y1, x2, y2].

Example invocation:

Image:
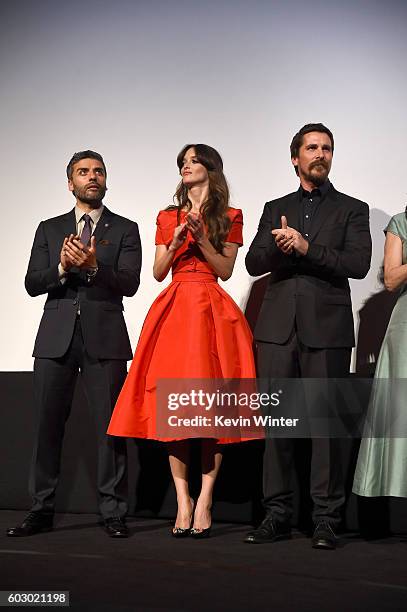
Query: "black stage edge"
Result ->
[[1, 372, 407, 534], [1, 510, 406, 612]]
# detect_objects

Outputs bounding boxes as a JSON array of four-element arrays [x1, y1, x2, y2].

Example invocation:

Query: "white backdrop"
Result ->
[[1, 0, 406, 371]]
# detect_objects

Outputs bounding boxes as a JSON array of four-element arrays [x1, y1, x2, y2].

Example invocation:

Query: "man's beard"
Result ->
[[73, 184, 106, 207], [304, 162, 329, 187]]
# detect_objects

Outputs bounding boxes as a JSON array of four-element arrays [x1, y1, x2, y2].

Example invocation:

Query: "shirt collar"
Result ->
[[301, 179, 331, 199], [75, 204, 104, 225]]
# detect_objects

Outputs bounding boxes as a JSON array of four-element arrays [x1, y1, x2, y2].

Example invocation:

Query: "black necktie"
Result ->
[[81, 214, 92, 246]]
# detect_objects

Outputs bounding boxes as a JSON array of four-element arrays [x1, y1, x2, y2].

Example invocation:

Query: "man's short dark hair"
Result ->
[[66, 150, 107, 179], [290, 123, 334, 175]]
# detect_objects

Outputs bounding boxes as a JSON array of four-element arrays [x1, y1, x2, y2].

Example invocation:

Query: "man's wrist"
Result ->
[[299, 240, 309, 256], [86, 266, 98, 278], [58, 262, 68, 277]]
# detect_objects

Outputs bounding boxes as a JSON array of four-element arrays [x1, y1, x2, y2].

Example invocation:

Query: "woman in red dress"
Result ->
[[108, 144, 256, 537]]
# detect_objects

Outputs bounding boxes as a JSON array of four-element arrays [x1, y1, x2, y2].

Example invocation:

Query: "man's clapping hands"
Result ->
[[60, 234, 97, 271], [271, 215, 309, 256]]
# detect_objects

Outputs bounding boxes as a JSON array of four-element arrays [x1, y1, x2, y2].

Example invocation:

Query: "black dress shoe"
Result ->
[[312, 521, 338, 550], [103, 517, 129, 538], [7, 512, 53, 537], [244, 515, 291, 544]]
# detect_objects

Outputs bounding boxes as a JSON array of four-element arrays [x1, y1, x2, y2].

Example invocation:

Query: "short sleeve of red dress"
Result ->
[[226, 208, 243, 246], [155, 210, 175, 246]]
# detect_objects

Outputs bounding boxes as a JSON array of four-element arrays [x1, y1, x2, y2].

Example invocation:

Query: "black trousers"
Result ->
[[29, 317, 128, 519], [257, 331, 351, 528]]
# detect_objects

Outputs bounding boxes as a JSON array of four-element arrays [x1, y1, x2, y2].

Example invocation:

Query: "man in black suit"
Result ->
[[7, 150, 141, 538], [244, 124, 371, 549]]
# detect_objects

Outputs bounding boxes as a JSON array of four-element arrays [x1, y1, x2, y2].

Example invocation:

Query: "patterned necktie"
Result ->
[[81, 214, 92, 246]]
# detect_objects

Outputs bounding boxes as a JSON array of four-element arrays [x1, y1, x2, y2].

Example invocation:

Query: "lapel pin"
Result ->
[[104, 223, 109, 227]]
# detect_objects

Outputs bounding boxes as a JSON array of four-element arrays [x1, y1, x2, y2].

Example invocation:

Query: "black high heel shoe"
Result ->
[[190, 525, 211, 539], [172, 499, 194, 538], [172, 526, 191, 538]]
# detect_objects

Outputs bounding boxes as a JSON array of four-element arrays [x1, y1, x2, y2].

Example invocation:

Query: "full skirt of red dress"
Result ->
[[107, 272, 256, 443]]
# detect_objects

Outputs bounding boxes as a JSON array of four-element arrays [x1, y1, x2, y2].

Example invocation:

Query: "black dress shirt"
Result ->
[[300, 180, 331, 238]]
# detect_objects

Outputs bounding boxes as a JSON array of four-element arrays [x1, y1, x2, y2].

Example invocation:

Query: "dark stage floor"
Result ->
[[0, 510, 406, 612]]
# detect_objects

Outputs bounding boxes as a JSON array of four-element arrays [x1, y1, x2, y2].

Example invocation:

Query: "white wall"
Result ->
[[1, 0, 406, 370]]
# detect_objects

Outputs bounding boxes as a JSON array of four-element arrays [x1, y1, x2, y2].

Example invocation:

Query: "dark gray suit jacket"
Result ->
[[25, 206, 142, 359]]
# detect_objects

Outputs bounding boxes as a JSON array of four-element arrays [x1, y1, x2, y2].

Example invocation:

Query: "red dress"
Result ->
[[107, 207, 256, 443]]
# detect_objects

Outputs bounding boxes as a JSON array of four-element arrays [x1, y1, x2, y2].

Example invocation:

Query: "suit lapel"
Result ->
[[308, 185, 339, 242], [60, 209, 77, 236], [282, 190, 301, 231], [93, 206, 115, 243]]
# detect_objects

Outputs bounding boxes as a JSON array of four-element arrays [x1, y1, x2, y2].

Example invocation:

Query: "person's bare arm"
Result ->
[[186, 213, 238, 281], [384, 231, 407, 292], [153, 223, 188, 281]]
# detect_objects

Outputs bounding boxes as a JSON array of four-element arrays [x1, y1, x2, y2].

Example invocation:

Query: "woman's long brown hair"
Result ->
[[172, 144, 231, 253]]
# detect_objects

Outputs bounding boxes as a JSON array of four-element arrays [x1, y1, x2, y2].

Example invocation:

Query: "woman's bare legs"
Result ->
[[193, 439, 222, 531], [168, 440, 194, 529]]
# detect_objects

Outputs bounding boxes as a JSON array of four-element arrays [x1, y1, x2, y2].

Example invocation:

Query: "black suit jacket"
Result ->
[[25, 206, 142, 360], [245, 185, 372, 348]]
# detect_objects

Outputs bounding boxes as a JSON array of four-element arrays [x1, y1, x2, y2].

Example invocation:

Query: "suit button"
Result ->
[[73, 299, 78, 305]]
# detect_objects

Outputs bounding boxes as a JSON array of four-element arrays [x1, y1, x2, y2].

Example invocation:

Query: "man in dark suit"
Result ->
[[244, 124, 371, 549], [7, 150, 141, 538]]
